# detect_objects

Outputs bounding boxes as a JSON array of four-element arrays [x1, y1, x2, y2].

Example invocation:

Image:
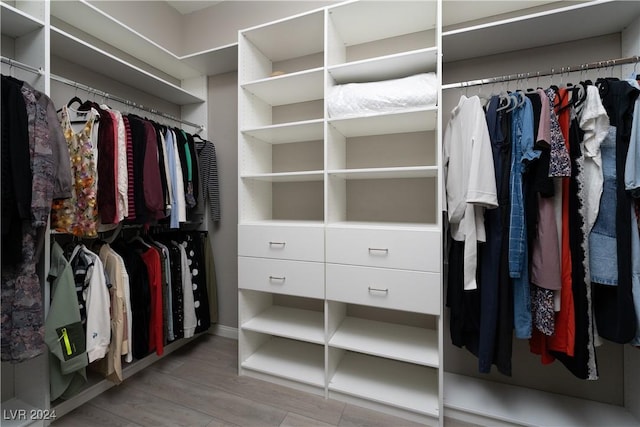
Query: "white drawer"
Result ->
[[238, 224, 324, 262], [238, 257, 324, 299], [326, 264, 440, 315], [326, 227, 440, 272]]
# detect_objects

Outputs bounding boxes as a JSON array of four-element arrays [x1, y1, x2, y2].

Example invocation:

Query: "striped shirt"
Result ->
[[194, 139, 221, 222]]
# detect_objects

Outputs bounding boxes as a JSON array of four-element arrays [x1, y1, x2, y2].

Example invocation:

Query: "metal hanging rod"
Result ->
[[1, 56, 45, 76], [49, 73, 204, 131], [442, 55, 640, 90]]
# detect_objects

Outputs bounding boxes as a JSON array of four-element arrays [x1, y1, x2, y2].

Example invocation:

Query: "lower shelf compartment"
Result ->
[[329, 351, 439, 416], [444, 372, 640, 426], [241, 337, 325, 387], [242, 305, 324, 344]]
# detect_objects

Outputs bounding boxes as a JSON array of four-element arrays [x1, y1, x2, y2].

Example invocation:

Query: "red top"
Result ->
[[140, 246, 164, 356]]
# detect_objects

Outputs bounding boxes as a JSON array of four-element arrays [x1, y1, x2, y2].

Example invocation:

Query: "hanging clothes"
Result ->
[[138, 241, 164, 356], [193, 136, 221, 224], [68, 244, 111, 363], [113, 241, 151, 359], [591, 78, 639, 344], [444, 95, 498, 291], [625, 78, 640, 346], [97, 243, 129, 383], [508, 92, 540, 339], [1, 75, 31, 267], [51, 106, 100, 238], [445, 95, 498, 363], [45, 242, 87, 400], [476, 94, 513, 375], [2, 75, 70, 363]]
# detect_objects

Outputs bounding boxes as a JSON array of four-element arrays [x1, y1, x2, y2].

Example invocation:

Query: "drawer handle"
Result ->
[[269, 276, 286, 282], [368, 286, 389, 294], [269, 241, 286, 247], [368, 247, 389, 254]]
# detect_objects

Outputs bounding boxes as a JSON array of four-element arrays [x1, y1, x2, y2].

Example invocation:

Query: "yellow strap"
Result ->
[[61, 328, 72, 356]]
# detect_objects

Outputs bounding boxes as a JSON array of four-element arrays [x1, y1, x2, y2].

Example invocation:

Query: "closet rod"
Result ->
[[442, 55, 640, 90], [49, 73, 204, 131], [1, 56, 45, 76]]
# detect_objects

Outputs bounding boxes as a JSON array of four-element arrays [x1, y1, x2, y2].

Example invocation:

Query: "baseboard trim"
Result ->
[[209, 324, 238, 340]]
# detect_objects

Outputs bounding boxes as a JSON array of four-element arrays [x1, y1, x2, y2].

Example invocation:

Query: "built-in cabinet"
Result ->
[[238, 0, 640, 426], [0, 1, 217, 425], [237, 1, 442, 424]]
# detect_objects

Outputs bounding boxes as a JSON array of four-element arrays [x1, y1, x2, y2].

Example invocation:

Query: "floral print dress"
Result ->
[[51, 106, 99, 237]]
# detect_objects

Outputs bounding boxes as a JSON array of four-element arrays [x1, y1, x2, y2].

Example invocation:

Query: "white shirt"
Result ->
[[444, 95, 498, 290], [70, 245, 111, 363], [579, 85, 609, 236]]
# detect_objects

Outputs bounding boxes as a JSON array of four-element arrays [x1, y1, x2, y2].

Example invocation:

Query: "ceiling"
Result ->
[[166, 0, 223, 15]]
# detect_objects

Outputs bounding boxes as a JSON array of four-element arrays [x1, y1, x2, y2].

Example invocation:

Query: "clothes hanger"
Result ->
[[506, 91, 524, 113], [128, 228, 152, 249]]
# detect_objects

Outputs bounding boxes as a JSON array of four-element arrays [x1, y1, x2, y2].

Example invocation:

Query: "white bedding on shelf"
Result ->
[[327, 73, 438, 118]]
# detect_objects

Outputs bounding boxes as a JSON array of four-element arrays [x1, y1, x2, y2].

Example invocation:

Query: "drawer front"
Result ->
[[238, 224, 324, 262], [326, 264, 440, 315], [238, 257, 324, 299], [326, 227, 440, 272]]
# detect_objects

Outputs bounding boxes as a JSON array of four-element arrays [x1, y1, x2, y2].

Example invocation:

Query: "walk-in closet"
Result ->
[[2, 1, 639, 426]]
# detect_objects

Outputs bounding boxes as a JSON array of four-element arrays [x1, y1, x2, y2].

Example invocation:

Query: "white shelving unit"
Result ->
[[440, 1, 640, 426], [237, 1, 442, 424]]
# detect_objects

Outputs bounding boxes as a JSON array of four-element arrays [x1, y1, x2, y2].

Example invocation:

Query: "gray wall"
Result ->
[[88, 0, 337, 56], [207, 71, 239, 329], [181, 1, 337, 54], [87, 0, 184, 54]]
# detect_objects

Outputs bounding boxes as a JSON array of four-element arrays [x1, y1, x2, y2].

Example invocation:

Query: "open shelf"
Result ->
[[328, 1, 436, 48], [442, 0, 640, 63], [241, 171, 324, 182], [241, 10, 324, 66], [50, 0, 239, 77], [1, 3, 44, 38], [180, 43, 238, 76], [50, 26, 204, 105], [328, 48, 438, 84], [242, 119, 324, 144], [330, 351, 439, 416], [241, 338, 325, 387], [328, 108, 437, 137], [444, 372, 640, 427], [329, 316, 438, 367], [328, 166, 437, 180], [242, 305, 324, 345], [241, 68, 324, 106]]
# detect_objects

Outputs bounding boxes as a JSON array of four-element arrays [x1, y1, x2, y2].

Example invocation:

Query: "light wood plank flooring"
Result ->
[[51, 335, 427, 427]]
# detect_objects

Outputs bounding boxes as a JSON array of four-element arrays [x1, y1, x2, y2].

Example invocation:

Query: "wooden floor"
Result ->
[[51, 334, 427, 427]]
